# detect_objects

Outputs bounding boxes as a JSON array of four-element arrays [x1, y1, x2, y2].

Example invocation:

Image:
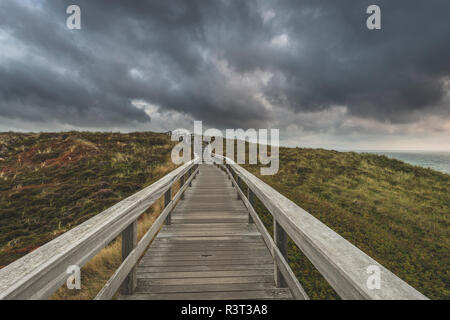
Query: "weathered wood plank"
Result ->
[[172, 210, 248, 215], [172, 218, 248, 224], [137, 275, 274, 286], [153, 236, 263, 242], [121, 221, 137, 294], [137, 270, 274, 279], [157, 231, 262, 237], [151, 240, 264, 246], [136, 264, 274, 273], [135, 282, 277, 294], [145, 249, 269, 257], [148, 246, 268, 252], [274, 218, 288, 288], [162, 223, 252, 229], [138, 258, 274, 267], [120, 289, 293, 300], [140, 252, 271, 262]]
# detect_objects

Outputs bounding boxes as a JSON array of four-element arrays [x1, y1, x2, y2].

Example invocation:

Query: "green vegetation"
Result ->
[[0, 132, 176, 268], [243, 147, 449, 300], [0, 133, 448, 300]]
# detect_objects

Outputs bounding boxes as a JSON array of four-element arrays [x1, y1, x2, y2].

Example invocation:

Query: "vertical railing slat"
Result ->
[[164, 187, 172, 225], [180, 174, 185, 200], [121, 220, 137, 294], [274, 218, 288, 287], [236, 175, 241, 200], [247, 188, 254, 224]]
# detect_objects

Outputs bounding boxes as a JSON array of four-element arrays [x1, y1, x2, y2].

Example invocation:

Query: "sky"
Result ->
[[0, 0, 449, 150]]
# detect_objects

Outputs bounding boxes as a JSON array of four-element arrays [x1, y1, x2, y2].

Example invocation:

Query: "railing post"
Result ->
[[121, 220, 137, 294], [189, 168, 193, 187], [180, 174, 185, 200], [274, 218, 288, 288], [236, 175, 241, 200], [164, 187, 172, 225], [247, 188, 254, 224]]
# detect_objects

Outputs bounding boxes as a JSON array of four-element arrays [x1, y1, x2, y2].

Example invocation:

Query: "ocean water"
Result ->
[[357, 151, 450, 174]]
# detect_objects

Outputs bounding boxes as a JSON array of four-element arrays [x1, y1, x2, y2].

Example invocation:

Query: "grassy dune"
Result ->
[[0, 133, 448, 299], [0, 132, 176, 268], [244, 147, 449, 300]]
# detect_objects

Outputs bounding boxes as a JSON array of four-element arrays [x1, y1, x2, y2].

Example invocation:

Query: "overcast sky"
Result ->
[[0, 0, 449, 150]]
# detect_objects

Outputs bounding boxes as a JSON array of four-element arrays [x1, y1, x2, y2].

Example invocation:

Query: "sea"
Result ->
[[355, 151, 450, 174]]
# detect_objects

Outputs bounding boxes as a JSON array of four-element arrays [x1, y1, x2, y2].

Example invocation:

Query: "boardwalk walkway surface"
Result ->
[[119, 164, 293, 300]]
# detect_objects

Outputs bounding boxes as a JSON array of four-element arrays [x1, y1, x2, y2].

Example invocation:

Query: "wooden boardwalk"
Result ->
[[119, 164, 293, 300]]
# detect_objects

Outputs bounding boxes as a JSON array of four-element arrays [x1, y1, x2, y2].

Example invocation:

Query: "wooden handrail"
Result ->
[[215, 162, 309, 300], [95, 164, 200, 299], [0, 158, 199, 300], [212, 154, 428, 300]]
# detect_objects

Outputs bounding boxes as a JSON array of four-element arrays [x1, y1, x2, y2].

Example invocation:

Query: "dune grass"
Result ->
[[1, 133, 448, 299], [0, 132, 177, 267], [243, 147, 449, 299]]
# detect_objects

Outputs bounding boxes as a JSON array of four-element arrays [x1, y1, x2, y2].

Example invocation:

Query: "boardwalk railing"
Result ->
[[0, 158, 200, 300], [211, 154, 428, 300]]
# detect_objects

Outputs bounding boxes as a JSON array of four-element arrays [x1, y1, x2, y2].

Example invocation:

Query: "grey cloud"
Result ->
[[0, 0, 449, 132]]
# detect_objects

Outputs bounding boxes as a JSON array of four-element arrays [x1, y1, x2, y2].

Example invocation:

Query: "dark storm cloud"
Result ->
[[0, 0, 449, 130]]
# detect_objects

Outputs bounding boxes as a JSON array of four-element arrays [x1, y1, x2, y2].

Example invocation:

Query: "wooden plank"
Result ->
[[176, 201, 245, 207], [172, 213, 247, 218], [177, 202, 245, 207], [140, 252, 271, 262], [160, 226, 259, 233], [137, 275, 274, 286], [157, 231, 261, 237], [148, 247, 268, 253], [121, 221, 137, 294], [136, 264, 274, 273], [119, 289, 293, 300], [164, 187, 172, 225], [151, 240, 264, 246], [162, 223, 251, 229], [148, 246, 268, 252], [137, 270, 274, 279], [136, 282, 278, 294], [161, 227, 257, 232], [171, 216, 248, 221], [153, 236, 263, 242], [146, 249, 269, 257], [173, 209, 249, 214], [172, 218, 248, 224], [172, 210, 248, 215], [274, 218, 288, 288], [138, 258, 274, 267]]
